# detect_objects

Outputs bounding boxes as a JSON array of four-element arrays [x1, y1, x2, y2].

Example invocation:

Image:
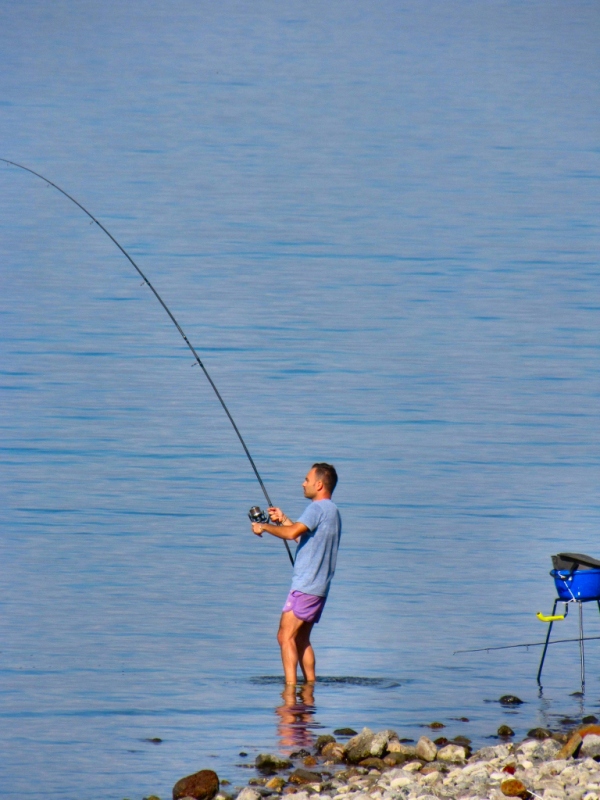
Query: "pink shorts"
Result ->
[[283, 590, 327, 624]]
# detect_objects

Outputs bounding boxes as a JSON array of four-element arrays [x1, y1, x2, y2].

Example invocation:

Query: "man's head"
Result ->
[[302, 462, 338, 500]]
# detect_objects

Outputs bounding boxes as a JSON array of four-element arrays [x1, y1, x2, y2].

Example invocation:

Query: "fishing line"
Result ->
[[454, 635, 600, 655], [1, 157, 294, 566]]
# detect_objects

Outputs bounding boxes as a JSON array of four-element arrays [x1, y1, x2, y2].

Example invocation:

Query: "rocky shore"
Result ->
[[165, 714, 600, 800]]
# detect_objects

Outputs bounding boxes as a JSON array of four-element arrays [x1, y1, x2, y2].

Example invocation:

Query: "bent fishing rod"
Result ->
[[1, 157, 294, 567]]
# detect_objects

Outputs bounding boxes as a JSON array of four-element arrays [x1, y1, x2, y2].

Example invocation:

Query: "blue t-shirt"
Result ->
[[291, 499, 342, 597]]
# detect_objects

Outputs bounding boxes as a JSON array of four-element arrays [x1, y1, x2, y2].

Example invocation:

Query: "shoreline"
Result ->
[[167, 714, 600, 800]]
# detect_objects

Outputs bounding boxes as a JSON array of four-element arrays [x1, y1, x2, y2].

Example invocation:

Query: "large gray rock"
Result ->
[[529, 739, 562, 761], [344, 727, 375, 763], [416, 736, 437, 762], [173, 770, 219, 800], [371, 729, 397, 757], [470, 744, 512, 761], [581, 734, 600, 758]]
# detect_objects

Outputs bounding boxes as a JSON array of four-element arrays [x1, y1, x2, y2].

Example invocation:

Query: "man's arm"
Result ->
[[251, 520, 308, 541]]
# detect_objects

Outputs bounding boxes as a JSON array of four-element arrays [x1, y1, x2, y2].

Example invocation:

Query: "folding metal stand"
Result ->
[[537, 597, 600, 693]]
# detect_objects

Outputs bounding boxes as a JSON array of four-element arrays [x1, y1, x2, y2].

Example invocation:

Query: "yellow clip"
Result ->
[[537, 612, 565, 622]]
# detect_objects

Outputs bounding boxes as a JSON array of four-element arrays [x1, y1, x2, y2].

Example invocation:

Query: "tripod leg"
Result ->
[[579, 601, 585, 694], [537, 599, 558, 685]]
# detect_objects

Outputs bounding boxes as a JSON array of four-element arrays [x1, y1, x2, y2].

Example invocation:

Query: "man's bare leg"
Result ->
[[277, 611, 315, 684], [296, 624, 316, 683]]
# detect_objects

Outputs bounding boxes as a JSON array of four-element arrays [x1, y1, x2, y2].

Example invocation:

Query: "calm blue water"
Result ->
[[1, 2, 600, 798]]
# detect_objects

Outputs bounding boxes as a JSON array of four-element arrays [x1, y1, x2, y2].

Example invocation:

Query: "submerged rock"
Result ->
[[334, 728, 357, 736], [527, 727, 553, 739], [255, 754, 292, 771], [499, 695, 523, 706], [173, 770, 219, 800], [498, 725, 515, 737]]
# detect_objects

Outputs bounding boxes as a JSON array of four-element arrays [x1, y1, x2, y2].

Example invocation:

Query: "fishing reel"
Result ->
[[248, 506, 269, 524]]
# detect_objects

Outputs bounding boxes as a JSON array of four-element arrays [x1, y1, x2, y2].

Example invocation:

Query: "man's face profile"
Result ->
[[302, 468, 321, 499]]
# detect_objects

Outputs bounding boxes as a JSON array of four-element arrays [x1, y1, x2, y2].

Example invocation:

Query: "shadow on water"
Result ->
[[251, 676, 402, 689]]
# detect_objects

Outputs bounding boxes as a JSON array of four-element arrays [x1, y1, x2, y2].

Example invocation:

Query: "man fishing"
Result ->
[[251, 463, 341, 685]]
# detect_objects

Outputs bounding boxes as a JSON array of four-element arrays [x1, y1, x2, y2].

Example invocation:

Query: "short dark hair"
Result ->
[[312, 462, 338, 494]]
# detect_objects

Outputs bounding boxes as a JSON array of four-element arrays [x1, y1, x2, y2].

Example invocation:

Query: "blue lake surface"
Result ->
[[1, 2, 600, 798]]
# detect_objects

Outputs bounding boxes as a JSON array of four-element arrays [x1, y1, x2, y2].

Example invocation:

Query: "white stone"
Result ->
[[404, 761, 424, 772], [438, 744, 467, 764], [520, 740, 541, 756], [537, 779, 565, 792], [562, 767, 582, 784], [390, 776, 414, 789], [543, 790, 566, 800], [420, 772, 440, 786], [540, 761, 569, 777], [236, 790, 261, 800]]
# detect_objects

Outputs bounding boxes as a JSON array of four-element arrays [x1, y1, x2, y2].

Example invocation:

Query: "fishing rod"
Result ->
[[454, 635, 600, 655], [1, 157, 294, 567]]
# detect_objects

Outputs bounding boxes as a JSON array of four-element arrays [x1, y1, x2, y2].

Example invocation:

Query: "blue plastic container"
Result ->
[[551, 568, 600, 601]]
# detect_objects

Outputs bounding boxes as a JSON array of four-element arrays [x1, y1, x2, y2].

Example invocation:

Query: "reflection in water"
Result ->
[[276, 683, 319, 753]]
